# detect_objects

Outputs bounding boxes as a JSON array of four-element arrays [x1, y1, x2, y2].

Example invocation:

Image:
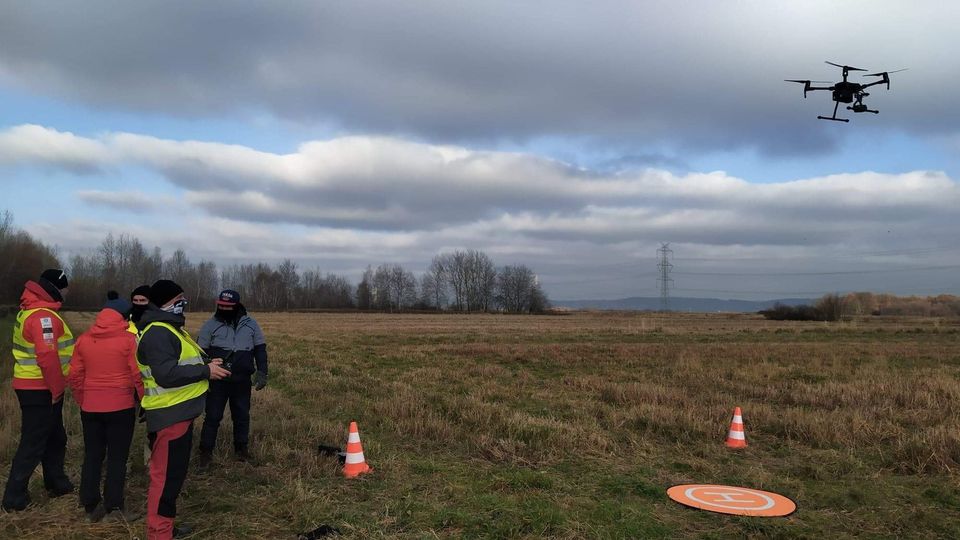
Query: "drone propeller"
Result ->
[[825, 61, 866, 71], [864, 68, 908, 77]]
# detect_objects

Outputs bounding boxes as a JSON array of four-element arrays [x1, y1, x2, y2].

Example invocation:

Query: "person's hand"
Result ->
[[254, 371, 268, 391], [208, 359, 231, 380]]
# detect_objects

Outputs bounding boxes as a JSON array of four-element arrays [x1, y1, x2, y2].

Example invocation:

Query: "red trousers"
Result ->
[[147, 420, 193, 540]]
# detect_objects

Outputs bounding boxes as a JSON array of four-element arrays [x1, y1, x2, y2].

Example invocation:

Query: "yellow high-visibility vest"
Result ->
[[136, 322, 209, 411], [12, 308, 74, 379]]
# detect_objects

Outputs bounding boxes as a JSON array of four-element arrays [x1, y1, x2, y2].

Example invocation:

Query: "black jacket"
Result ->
[[136, 305, 210, 433]]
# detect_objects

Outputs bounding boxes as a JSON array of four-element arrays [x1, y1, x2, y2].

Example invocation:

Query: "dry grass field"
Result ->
[[1, 311, 960, 539]]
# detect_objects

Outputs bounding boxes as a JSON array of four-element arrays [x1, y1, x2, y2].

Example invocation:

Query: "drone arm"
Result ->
[[861, 74, 890, 90]]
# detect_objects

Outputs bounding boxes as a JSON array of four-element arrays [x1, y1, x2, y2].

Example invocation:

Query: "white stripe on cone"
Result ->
[[345, 452, 366, 464], [732, 415, 743, 423], [348, 432, 361, 444], [727, 431, 745, 440]]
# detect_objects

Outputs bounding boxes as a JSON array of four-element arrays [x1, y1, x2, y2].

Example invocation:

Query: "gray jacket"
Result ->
[[197, 312, 267, 378]]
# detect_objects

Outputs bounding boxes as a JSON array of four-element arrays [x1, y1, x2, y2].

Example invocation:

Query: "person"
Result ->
[[197, 290, 268, 464], [137, 280, 230, 539], [69, 292, 144, 522], [129, 284, 152, 474], [130, 285, 151, 325], [2, 269, 75, 511]]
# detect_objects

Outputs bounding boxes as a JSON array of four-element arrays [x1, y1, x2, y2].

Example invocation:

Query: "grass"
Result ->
[[1, 311, 959, 538]]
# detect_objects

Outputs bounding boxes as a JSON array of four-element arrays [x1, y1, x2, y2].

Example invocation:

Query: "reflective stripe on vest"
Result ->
[[136, 322, 209, 410], [12, 308, 74, 379]]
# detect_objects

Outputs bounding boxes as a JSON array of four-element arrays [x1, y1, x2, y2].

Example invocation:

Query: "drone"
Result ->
[[786, 61, 907, 122]]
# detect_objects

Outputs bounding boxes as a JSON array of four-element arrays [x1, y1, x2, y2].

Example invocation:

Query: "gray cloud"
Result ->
[[76, 189, 177, 211], [1, 2, 956, 156]]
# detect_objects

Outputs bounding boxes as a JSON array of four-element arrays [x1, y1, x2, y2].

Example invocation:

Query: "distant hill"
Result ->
[[553, 296, 815, 313]]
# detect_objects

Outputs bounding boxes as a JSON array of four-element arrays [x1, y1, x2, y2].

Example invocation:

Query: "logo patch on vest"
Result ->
[[40, 317, 55, 343]]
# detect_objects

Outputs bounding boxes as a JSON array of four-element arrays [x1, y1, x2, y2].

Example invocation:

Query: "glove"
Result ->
[[254, 371, 268, 391]]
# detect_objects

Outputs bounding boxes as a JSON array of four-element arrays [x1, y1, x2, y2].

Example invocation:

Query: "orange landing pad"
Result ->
[[667, 484, 796, 517]]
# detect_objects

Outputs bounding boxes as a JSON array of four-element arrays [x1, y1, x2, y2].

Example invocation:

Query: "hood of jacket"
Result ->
[[19, 280, 62, 312], [88, 308, 132, 338], [137, 303, 186, 331]]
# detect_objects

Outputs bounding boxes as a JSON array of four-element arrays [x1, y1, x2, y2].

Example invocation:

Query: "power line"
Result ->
[[673, 263, 960, 277]]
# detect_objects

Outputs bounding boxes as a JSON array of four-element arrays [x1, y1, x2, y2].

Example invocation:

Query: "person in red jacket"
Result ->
[[2, 269, 75, 512], [69, 292, 145, 523]]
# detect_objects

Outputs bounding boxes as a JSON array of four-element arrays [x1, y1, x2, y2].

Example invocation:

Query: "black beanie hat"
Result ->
[[40, 269, 69, 290], [149, 279, 184, 307], [131, 284, 152, 300]]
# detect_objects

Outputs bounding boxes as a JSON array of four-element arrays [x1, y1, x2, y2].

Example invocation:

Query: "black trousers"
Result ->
[[2, 390, 71, 509], [79, 408, 135, 512], [199, 377, 252, 451]]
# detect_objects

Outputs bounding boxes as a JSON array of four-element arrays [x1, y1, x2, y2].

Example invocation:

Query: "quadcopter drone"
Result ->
[[786, 61, 906, 122]]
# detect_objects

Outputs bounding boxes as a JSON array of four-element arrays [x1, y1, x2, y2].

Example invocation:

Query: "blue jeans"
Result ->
[[199, 377, 252, 451]]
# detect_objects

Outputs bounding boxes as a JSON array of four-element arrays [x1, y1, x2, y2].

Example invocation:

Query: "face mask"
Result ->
[[216, 307, 238, 322], [163, 298, 188, 315], [130, 304, 148, 322]]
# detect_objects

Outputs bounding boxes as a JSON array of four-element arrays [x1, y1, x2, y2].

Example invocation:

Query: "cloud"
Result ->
[[1, 2, 956, 155], [6, 124, 960, 299], [0, 124, 109, 172], [4, 125, 958, 245], [76, 189, 177, 211]]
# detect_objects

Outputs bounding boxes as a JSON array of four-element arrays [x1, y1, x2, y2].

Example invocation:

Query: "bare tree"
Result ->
[[443, 252, 467, 311], [389, 264, 417, 310], [356, 266, 374, 310], [464, 250, 496, 312], [421, 255, 448, 310], [496, 265, 550, 313], [277, 259, 299, 309]]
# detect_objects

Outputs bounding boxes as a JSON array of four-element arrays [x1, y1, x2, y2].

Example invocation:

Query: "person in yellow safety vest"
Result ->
[[2, 269, 76, 511], [136, 280, 230, 540]]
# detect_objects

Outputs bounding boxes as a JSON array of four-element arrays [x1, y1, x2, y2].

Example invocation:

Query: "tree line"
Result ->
[[0, 211, 549, 314], [0, 210, 61, 308], [760, 292, 960, 321]]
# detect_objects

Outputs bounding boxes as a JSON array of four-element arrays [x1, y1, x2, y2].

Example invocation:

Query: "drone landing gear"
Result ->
[[817, 101, 849, 122]]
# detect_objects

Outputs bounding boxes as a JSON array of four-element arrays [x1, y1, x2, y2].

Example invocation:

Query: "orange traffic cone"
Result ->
[[725, 407, 747, 448], [343, 421, 372, 478]]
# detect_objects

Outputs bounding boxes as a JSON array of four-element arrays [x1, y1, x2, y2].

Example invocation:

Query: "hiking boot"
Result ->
[[2, 494, 30, 512], [46, 481, 75, 498], [234, 446, 253, 462], [195, 448, 213, 468], [85, 503, 107, 523], [102, 507, 142, 523], [173, 522, 194, 538]]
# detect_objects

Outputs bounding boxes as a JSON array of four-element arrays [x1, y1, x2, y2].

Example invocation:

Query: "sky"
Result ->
[[1, 0, 959, 301]]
